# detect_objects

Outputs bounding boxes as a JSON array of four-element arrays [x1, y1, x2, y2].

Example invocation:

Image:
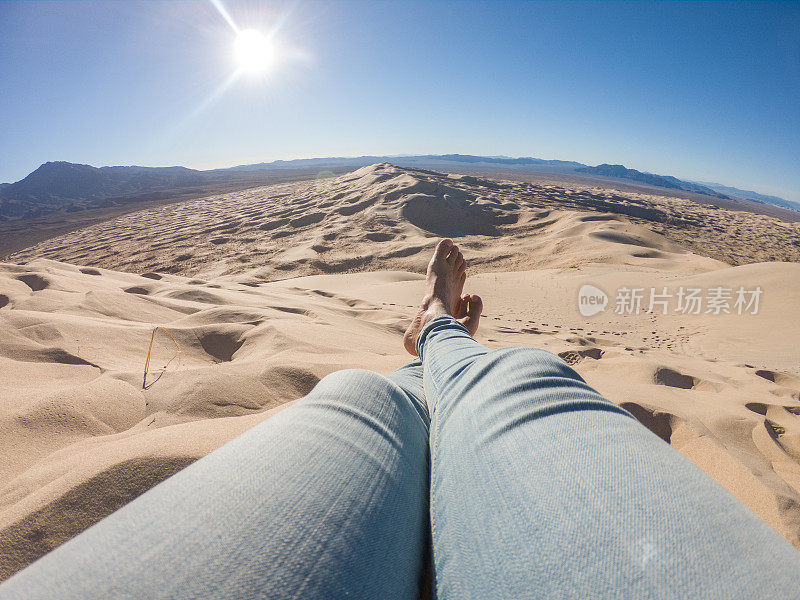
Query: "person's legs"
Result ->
[[386, 356, 428, 423], [406, 239, 800, 600], [0, 367, 430, 600]]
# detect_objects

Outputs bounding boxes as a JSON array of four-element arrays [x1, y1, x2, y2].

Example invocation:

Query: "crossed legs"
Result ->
[[2, 239, 800, 600]]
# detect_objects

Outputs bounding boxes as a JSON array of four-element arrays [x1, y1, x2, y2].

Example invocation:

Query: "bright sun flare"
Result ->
[[235, 29, 275, 74]]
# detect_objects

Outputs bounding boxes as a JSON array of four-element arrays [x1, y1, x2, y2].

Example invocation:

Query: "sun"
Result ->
[[235, 29, 275, 74]]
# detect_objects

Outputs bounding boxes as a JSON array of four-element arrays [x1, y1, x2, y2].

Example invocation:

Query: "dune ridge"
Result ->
[[9, 164, 800, 280], [1, 163, 799, 580]]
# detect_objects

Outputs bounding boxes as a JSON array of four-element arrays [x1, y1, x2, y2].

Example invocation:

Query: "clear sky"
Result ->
[[1, 1, 799, 201]]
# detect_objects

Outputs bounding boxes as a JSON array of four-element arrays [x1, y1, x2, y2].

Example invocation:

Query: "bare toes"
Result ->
[[459, 294, 483, 337], [454, 294, 469, 318], [434, 238, 454, 261], [446, 245, 459, 264], [467, 294, 482, 316]]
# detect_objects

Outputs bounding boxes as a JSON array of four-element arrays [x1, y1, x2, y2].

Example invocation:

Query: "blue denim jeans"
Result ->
[[2, 316, 800, 599]]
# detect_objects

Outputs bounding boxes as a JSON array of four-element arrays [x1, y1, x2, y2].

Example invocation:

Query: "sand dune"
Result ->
[[2, 164, 800, 580], [9, 163, 800, 278]]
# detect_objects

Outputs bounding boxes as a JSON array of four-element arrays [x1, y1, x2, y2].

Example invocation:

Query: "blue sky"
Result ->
[[1, 1, 799, 201]]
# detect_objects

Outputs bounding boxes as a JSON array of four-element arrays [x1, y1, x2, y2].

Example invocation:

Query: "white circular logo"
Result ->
[[577, 284, 608, 316]]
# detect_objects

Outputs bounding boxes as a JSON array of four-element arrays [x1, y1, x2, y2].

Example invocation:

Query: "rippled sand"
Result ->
[[2, 164, 799, 580]]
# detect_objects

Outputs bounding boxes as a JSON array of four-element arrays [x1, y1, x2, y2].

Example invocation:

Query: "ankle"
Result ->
[[423, 297, 451, 320]]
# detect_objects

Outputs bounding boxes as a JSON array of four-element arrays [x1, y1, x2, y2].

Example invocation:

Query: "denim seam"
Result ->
[[420, 315, 477, 599], [427, 362, 443, 597], [424, 335, 443, 598], [429, 419, 441, 599]]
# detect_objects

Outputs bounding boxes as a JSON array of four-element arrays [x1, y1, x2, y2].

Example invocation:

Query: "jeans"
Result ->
[[2, 316, 799, 599]]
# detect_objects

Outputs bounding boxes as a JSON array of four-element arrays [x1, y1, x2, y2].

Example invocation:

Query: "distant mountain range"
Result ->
[[693, 181, 800, 212], [0, 162, 206, 217], [573, 164, 800, 212], [1, 155, 796, 218], [575, 164, 729, 199], [225, 154, 585, 171]]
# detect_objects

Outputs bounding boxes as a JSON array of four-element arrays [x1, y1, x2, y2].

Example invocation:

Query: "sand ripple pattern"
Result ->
[[9, 163, 800, 279]]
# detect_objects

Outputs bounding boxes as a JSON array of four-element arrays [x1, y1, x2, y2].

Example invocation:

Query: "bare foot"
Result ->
[[455, 292, 483, 337], [403, 239, 483, 356]]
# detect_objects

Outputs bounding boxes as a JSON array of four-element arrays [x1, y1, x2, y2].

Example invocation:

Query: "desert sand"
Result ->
[[1, 163, 799, 580]]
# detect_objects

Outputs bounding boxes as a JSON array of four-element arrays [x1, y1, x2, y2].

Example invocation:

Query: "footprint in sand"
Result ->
[[653, 367, 697, 390], [558, 347, 604, 365]]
